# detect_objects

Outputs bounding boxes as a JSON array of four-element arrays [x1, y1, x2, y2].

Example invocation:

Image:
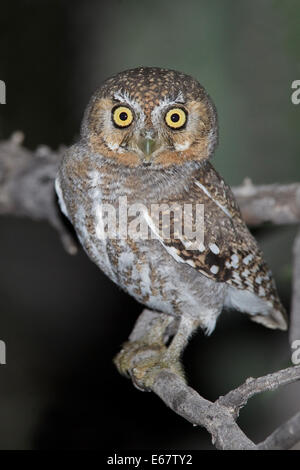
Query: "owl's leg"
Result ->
[[114, 310, 198, 391], [161, 315, 199, 366], [114, 309, 177, 389]]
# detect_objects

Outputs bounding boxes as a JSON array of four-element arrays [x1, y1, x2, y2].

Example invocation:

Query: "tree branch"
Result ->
[[258, 411, 300, 450], [151, 367, 300, 450], [233, 177, 300, 226], [1, 134, 300, 450], [0, 133, 77, 254], [216, 366, 300, 419], [152, 371, 256, 450], [125, 308, 300, 450]]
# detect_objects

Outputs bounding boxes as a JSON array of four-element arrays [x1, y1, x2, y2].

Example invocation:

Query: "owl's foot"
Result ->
[[114, 310, 197, 391], [114, 339, 184, 391]]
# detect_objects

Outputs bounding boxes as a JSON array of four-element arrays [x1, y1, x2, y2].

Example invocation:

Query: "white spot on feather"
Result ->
[[242, 269, 250, 277], [231, 254, 239, 268], [210, 265, 219, 274], [243, 254, 253, 265], [259, 286, 266, 296], [209, 243, 220, 255]]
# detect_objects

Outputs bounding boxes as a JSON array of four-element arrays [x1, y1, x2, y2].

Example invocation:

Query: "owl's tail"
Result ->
[[250, 306, 288, 331], [225, 286, 288, 331]]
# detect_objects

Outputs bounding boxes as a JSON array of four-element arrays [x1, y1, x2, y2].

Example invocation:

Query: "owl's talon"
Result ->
[[114, 339, 185, 391]]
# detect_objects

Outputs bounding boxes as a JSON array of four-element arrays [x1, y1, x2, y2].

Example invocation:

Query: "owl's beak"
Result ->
[[137, 130, 159, 161], [139, 138, 156, 157]]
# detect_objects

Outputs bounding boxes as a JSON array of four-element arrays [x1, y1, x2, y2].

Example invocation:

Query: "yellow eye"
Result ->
[[112, 106, 134, 128], [165, 107, 187, 129]]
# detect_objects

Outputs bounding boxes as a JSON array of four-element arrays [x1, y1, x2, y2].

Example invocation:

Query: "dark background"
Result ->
[[0, 0, 299, 450]]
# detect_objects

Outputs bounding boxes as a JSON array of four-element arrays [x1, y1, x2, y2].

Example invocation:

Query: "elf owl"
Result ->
[[56, 67, 287, 389]]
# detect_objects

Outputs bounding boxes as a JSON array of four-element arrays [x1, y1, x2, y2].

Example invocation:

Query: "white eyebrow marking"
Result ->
[[113, 90, 132, 103], [172, 91, 185, 104], [194, 181, 232, 218], [113, 90, 145, 120], [151, 91, 186, 124], [159, 91, 185, 107]]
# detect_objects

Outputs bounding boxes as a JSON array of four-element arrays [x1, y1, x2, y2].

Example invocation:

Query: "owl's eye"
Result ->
[[165, 107, 187, 129], [112, 105, 134, 128]]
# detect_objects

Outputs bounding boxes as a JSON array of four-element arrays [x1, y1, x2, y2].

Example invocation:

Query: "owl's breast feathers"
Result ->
[[56, 150, 287, 330]]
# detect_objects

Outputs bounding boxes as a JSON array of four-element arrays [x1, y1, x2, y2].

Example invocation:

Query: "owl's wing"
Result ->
[[144, 161, 287, 330]]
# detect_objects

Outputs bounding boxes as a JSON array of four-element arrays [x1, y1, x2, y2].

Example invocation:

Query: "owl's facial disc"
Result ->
[[108, 100, 192, 165], [84, 67, 218, 168]]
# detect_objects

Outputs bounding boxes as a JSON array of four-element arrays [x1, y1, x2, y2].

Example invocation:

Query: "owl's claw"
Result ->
[[114, 340, 185, 391]]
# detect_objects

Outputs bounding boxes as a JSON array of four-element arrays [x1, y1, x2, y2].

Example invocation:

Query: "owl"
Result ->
[[55, 67, 287, 389]]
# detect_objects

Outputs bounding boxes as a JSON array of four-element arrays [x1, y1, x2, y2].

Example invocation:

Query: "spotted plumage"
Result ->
[[56, 67, 287, 388]]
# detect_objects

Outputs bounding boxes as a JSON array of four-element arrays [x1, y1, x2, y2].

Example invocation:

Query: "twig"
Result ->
[[258, 411, 300, 450], [217, 366, 300, 419]]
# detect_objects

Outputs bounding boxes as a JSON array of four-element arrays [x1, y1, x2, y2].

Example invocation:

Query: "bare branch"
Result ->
[[217, 366, 300, 418], [0, 133, 77, 254], [258, 411, 300, 450], [233, 177, 300, 226], [122, 310, 300, 450], [152, 371, 256, 450], [150, 366, 300, 450]]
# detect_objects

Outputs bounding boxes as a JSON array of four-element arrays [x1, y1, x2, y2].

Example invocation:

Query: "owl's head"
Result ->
[[82, 67, 218, 168]]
